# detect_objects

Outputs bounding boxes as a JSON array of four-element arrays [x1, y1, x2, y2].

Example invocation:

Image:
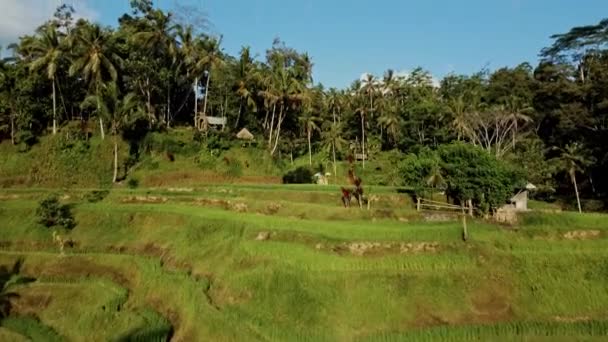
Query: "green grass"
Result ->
[[1, 188, 608, 341]]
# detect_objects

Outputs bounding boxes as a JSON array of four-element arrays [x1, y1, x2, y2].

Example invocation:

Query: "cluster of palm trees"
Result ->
[[7, 6, 229, 182], [0, 4, 600, 209]]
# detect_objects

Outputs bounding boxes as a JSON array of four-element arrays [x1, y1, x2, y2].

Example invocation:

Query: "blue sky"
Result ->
[[3, 1, 608, 88]]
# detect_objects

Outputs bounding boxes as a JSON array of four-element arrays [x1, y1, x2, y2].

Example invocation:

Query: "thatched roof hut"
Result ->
[[236, 128, 254, 140]]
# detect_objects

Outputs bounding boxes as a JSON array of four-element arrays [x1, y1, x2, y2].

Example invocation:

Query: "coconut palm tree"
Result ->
[[29, 25, 64, 135], [551, 143, 595, 213], [81, 82, 143, 182], [326, 88, 342, 124], [196, 36, 224, 130], [359, 73, 377, 168], [378, 103, 403, 146], [299, 111, 320, 165], [129, 9, 178, 125], [175, 25, 201, 127], [69, 24, 121, 140], [234, 46, 258, 129], [321, 121, 347, 182]]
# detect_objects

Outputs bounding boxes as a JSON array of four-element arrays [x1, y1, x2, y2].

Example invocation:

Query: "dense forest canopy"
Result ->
[[1, 1, 608, 209]]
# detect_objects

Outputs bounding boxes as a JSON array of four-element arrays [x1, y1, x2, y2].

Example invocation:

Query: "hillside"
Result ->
[[1, 186, 608, 341]]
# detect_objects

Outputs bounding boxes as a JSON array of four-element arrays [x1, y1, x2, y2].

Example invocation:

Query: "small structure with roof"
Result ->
[[236, 128, 254, 141], [508, 183, 537, 211], [495, 183, 537, 224]]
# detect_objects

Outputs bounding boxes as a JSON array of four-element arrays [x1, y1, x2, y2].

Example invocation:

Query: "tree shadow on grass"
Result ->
[[1, 259, 36, 320], [114, 325, 174, 342]]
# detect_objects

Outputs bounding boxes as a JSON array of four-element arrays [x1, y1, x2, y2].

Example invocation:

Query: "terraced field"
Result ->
[[1, 186, 608, 341]]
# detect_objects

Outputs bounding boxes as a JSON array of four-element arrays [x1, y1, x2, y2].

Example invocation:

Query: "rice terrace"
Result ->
[[2, 1, 608, 341]]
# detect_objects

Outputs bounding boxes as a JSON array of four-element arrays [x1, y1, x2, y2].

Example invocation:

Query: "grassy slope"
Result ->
[[0, 127, 405, 189], [1, 186, 608, 341]]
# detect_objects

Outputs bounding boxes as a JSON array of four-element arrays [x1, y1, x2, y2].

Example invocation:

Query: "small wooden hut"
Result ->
[[236, 128, 254, 141]]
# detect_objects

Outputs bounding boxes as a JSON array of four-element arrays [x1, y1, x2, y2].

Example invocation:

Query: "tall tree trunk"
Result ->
[[222, 94, 228, 132], [146, 77, 152, 128], [193, 77, 198, 129], [113, 134, 118, 183], [52, 78, 57, 135], [361, 113, 366, 169], [271, 104, 284, 155], [202, 69, 211, 130], [10, 112, 14, 145], [308, 129, 312, 165], [166, 84, 171, 128], [268, 103, 276, 149], [332, 139, 337, 183], [96, 84, 105, 140], [235, 100, 243, 129], [572, 171, 582, 213]]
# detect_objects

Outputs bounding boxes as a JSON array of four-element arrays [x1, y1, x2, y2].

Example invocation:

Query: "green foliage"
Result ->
[[1, 316, 63, 342], [283, 166, 313, 184], [438, 142, 523, 212], [127, 178, 140, 189], [84, 190, 110, 203], [35, 194, 75, 229], [399, 147, 441, 193]]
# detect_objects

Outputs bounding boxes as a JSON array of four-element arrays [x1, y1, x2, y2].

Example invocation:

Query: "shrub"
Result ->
[[283, 167, 313, 184], [438, 142, 524, 213], [127, 178, 140, 189], [36, 195, 75, 229], [84, 190, 110, 203]]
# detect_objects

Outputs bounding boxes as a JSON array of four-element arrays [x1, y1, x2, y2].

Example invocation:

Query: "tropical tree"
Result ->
[[299, 111, 320, 165], [82, 82, 142, 182], [378, 102, 403, 146], [29, 25, 64, 135], [551, 143, 595, 213], [359, 73, 377, 168], [69, 24, 121, 140], [321, 121, 347, 181], [196, 36, 224, 130], [234, 46, 258, 129]]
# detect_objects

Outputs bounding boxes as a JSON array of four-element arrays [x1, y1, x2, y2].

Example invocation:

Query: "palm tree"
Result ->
[[81, 83, 143, 182], [29, 25, 64, 135], [234, 46, 258, 129], [551, 143, 594, 213], [0, 53, 16, 145], [175, 25, 200, 127], [69, 24, 121, 140], [195, 36, 224, 130], [326, 88, 342, 124], [378, 103, 403, 144], [299, 111, 320, 165], [426, 165, 446, 200], [359, 73, 377, 168], [447, 94, 469, 141], [321, 122, 347, 182], [130, 9, 177, 124]]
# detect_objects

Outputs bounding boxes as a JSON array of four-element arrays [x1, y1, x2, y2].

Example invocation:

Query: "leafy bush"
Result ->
[[283, 167, 313, 184], [581, 199, 605, 212], [127, 178, 140, 189], [84, 190, 110, 203], [438, 142, 524, 213], [218, 157, 243, 178], [36, 195, 75, 229], [205, 132, 232, 153], [197, 148, 217, 170]]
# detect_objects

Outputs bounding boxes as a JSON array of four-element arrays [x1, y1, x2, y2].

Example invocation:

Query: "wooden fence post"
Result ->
[[467, 199, 473, 217], [460, 204, 468, 241], [417, 197, 421, 212]]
